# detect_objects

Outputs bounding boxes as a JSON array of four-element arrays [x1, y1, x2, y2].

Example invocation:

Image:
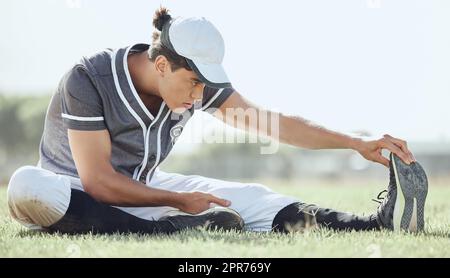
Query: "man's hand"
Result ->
[[176, 192, 231, 215], [354, 134, 416, 167]]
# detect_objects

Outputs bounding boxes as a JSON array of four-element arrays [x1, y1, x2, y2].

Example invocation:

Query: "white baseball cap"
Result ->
[[160, 17, 232, 88]]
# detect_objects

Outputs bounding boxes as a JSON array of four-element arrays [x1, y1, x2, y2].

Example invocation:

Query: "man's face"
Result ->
[[158, 63, 205, 113]]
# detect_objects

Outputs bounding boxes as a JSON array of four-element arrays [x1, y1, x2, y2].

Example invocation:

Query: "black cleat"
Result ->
[[159, 207, 245, 232]]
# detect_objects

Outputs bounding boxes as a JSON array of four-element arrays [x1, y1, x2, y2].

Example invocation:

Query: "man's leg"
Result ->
[[48, 189, 177, 234], [272, 153, 429, 233], [146, 170, 380, 232], [272, 202, 379, 232], [7, 166, 185, 234], [147, 169, 298, 232]]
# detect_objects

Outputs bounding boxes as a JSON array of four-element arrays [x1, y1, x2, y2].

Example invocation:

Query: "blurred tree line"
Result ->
[[0, 94, 51, 184]]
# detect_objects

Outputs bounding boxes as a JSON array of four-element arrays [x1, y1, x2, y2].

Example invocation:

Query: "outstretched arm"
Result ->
[[215, 91, 415, 168]]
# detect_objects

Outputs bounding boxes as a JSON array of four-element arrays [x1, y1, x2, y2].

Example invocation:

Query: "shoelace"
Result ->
[[371, 189, 387, 204]]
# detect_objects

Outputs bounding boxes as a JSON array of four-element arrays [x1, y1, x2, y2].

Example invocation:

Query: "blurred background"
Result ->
[[1, 0, 449, 186]]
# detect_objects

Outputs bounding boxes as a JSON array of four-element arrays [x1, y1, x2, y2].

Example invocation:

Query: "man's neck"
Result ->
[[128, 52, 164, 113], [128, 51, 160, 98]]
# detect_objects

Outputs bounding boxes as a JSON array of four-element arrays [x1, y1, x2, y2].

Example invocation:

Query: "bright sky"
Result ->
[[1, 0, 449, 150]]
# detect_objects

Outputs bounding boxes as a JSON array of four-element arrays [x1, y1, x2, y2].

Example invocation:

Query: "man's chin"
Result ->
[[171, 106, 188, 114]]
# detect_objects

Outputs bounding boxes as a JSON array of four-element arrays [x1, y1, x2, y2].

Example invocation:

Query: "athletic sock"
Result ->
[[272, 202, 380, 232], [48, 189, 176, 235]]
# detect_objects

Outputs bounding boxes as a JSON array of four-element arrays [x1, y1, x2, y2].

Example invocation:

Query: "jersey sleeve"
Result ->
[[198, 86, 235, 114], [60, 65, 107, 130]]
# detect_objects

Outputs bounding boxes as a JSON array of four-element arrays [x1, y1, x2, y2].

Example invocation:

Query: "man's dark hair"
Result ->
[[148, 7, 192, 72]]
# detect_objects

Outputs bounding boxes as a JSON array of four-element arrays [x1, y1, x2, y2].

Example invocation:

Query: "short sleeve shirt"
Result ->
[[39, 43, 234, 184]]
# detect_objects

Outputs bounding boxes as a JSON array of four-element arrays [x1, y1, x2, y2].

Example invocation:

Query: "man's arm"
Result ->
[[214, 91, 415, 168], [68, 129, 230, 214]]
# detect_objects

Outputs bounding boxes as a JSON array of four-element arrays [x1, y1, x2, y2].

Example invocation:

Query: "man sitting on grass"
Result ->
[[7, 7, 428, 235]]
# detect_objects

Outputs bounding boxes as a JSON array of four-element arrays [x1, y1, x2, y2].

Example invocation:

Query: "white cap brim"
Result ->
[[187, 59, 232, 88]]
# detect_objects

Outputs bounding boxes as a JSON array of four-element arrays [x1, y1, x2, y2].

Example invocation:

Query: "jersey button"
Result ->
[[149, 154, 156, 160]]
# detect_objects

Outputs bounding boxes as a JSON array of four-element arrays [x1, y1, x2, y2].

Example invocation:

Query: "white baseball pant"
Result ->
[[7, 165, 298, 231]]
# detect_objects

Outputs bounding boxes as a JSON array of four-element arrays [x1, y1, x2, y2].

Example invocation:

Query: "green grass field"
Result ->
[[0, 179, 449, 258]]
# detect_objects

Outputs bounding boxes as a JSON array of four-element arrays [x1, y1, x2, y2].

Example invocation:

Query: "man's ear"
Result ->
[[154, 55, 169, 76]]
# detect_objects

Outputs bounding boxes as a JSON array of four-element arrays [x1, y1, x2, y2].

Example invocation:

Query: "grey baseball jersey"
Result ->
[[39, 43, 234, 184]]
